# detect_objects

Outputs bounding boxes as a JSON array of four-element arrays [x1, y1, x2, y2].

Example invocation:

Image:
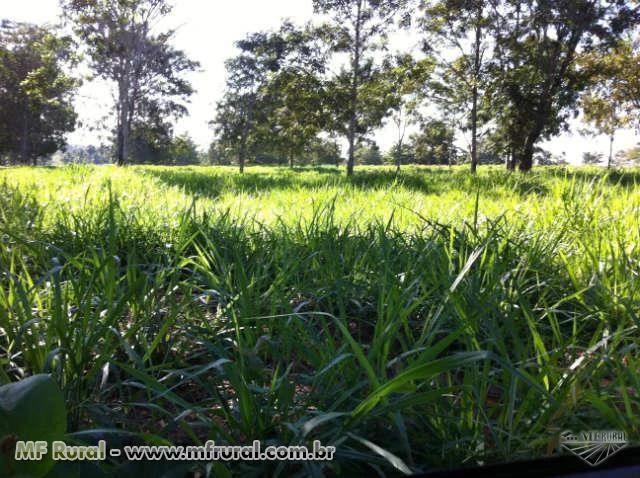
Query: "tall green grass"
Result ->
[[0, 165, 639, 476]]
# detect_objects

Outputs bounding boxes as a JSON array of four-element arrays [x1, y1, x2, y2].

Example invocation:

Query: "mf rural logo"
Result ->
[[559, 430, 628, 467]]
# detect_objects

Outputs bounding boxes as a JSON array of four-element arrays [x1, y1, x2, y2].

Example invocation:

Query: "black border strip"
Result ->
[[413, 445, 640, 477]]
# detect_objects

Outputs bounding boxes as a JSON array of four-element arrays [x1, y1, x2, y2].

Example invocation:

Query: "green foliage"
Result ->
[[129, 127, 200, 165], [420, 0, 494, 172], [583, 152, 604, 165], [212, 22, 327, 172], [616, 145, 640, 166], [61, 0, 199, 165], [169, 135, 200, 166], [55, 145, 112, 165], [534, 148, 555, 166], [258, 68, 328, 167], [383, 143, 413, 166], [477, 146, 504, 165], [205, 140, 234, 166], [1, 165, 640, 475], [578, 39, 639, 166], [381, 54, 435, 171], [355, 141, 383, 165], [0, 21, 79, 165], [128, 123, 173, 164], [489, 0, 637, 171], [0, 375, 66, 478], [304, 136, 342, 166], [579, 38, 640, 131], [312, 0, 411, 174], [409, 119, 457, 165]]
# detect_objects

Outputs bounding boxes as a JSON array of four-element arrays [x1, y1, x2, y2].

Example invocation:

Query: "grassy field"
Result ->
[[1, 164, 640, 476]]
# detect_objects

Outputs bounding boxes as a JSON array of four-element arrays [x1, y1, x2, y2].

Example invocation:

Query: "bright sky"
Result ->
[[2, 0, 315, 150], [2, 0, 638, 163]]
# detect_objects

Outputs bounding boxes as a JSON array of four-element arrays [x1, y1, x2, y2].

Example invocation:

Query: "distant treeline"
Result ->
[[1, 1, 639, 172]]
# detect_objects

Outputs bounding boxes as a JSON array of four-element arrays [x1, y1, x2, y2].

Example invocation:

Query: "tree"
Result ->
[[62, 0, 199, 165], [0, 21, 79, 165], [490, 0, 638, 172], [616, 145, 640, 166], [169, 134, 200, 165], [262, 70, 327, 168], [253, 26, 329, 169], [409, 119, 457, 164], [56, 143, 111, 164], [213, 23, 324, 173], [421, 0, 495, 173], [304, 136, 343, 166], [382, 54, 434, 172], [206, 140, 233, 165], [383, 142, 414, 165], [214, 89, 255, 173], [214, 35, 277, 174], [313, 0, 410, 175], [128, 121, 172, 163], [582, 151, 604, 165], [477, 148, 503, 165], [600, 34, 640, 116], [355, 140, 383, 165], [535, 148, 555, 166], [579, 40, 638, 168]]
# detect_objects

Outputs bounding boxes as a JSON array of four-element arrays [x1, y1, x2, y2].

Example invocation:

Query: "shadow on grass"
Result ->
[[138, 167, 338, 199], [134, 165, 634, 201], [292, 165, 342, 174], [138, 166, 444, 199], [562, 168, 640, 188]]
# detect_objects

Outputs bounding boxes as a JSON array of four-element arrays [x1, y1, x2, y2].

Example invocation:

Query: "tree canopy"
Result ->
[[61, 0, 199, 165], [313, 0, 412, 175], [489, 0, 638, 171], [1, 0, 639, 170], [0, 21, 79, 165]]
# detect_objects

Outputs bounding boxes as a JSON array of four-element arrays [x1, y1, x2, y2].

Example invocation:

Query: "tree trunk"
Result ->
[[20, 111, 30, 165], [238, 139, 246, 174], [116, 79, 130, 166], [513, 111, 548, 172], [347, 132, 356, 176], [470, 91, 478, 173], [289, 151, 294, 169], [506, 147, 515, 171], [517, 137, 535, 172], [608, 131, 614, 169], [347, 0, 362, 177], [238, 137, 247, 175], [396, 140, 402, 173], [470, 8, 482, 175], [238, 95, 256, 174]]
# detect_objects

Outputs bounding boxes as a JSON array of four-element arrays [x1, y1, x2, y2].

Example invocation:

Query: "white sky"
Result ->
[[2, 0, 638, 163]]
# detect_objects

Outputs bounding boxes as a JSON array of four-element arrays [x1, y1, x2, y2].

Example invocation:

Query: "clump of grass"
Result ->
[[0, 165, 639, 476]]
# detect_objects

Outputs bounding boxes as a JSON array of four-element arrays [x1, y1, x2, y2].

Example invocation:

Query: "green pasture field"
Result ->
[[1, 164, 639, 476]]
